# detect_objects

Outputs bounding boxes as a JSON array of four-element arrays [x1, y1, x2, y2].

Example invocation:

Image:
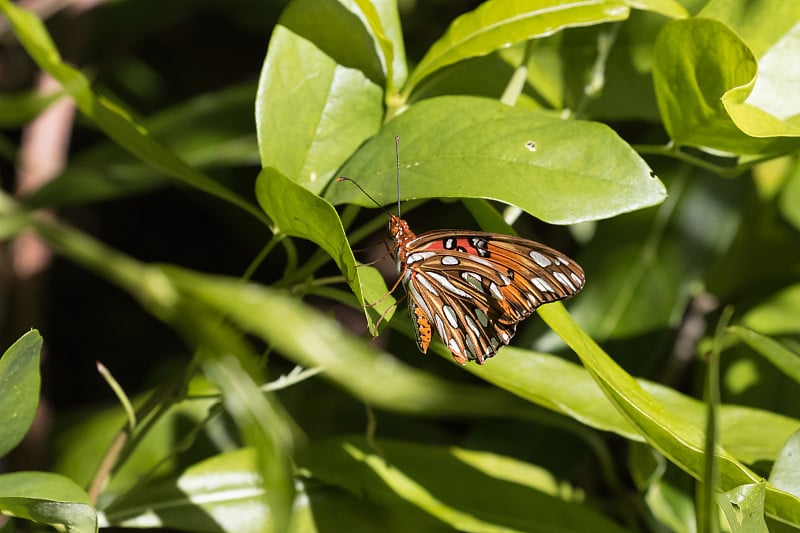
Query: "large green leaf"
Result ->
[[300, 437, 629, 533], [255, 166, 394, 330], [0, 471, 96, 533], [104, 448, 443, 533], [256, 0, 383, 193], [653, 18, 800, 155], [0, 330, 42, 458], [162, 265, 535, 419], [402, 0, 633, 98], [102, 449, 268, 532], [770, 430, 800, 499], [325, 96, 665, 224], [190, 320, 295, 533], [0, 0, 265, 223], [699, 0, 800, 58], [538, 302, 800, 526], [161, 265, 799, 466], [723, 20, 800, 136]]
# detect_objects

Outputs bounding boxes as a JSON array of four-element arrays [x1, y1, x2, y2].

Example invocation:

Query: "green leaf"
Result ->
[[717, 481, 768, 532], [188, 318, 295, 533], [256, 0, 383, 193], [255, 166, 394, 330], [770, 430, 800, 498], [728, 326, 800, 385], [0, 330, 42, 458], [402, 0, 632, 98], [300, 437, 629, 533], [162, 266, 537, 419], [0, 90, 63, 127], [698, 0, 800, 58], [780, 160, 800, 231], [102, 449, 269, 532], [0, 471, 96, 533], [741, 284, 800, 336], [538, 302, 800, 526], [0, 0, 266, 223], [568, 172, 741, 340], [723, 19, 800, 135], [159, 267, 800, 468], [325, 96, 665, 224], [26, 83, 260, 209], [52, 388, 218, 498], [292, 483, 442, 533], [458, 343, 800, 465], [653, 18, 800, 155], [352, 0, 408, 95]]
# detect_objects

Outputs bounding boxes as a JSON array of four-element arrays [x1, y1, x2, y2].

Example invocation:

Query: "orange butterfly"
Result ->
[[340, 137, 585, 364]]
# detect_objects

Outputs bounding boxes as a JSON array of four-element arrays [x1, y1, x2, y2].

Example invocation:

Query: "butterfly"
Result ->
[[339, 138, 585, 365]]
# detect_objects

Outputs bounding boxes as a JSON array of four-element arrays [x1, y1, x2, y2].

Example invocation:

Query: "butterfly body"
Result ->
[[389, 214, 585, 364]]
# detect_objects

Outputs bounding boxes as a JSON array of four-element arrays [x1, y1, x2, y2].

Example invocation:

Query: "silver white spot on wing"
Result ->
[[435, 314, 445, 336], [443, 305, 459, 328], [416, 274, 439, 296], [532, 277, 555, 293], [553, 271, 576, 291], [407, 251, 436, 264], [468, 255, 494, 268], [428, 272, 471, 298], [465, 314, 481, 336], [441, 256, 460, 266], [571, 273, 584, 287], [461, 271, 483, 291], [489, 282, 503, 300], [529, 251, 552, 267], [448, 338, 459, 352]]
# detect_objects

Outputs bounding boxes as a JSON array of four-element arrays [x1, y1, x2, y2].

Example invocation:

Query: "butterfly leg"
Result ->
[[353, 241, 393, 267], [371, 294, 406, 338], [363, 269, 405, 309]]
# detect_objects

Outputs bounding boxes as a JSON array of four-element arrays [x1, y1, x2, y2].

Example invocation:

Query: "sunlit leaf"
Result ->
[[0, 330, 42, 458], [325, 96, 665, 224]]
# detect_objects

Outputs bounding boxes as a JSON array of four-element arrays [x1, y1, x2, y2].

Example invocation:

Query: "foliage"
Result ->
[[1, 0, 800, 531]]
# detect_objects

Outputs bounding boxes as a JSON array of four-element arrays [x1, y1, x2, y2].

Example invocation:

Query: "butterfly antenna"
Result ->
[[336, 176, 390, 215], [394, 135, 401, 217]]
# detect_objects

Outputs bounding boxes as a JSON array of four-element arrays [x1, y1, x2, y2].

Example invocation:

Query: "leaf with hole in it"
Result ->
[[717, 481, 768, 531], [325, 96, 664, 224], [255, 167, 394, 331], [0, 330, 42, 459], [0, 471, 96, 533]]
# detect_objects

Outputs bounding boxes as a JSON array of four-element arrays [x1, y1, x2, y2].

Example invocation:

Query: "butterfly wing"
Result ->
[[401, 230, 585, 364]]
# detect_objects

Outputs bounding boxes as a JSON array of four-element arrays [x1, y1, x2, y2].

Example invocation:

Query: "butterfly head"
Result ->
[[389, 214, 416, 246]]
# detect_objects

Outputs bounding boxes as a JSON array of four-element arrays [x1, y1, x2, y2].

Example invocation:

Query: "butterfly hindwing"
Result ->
[[401, 230, 585, 364]]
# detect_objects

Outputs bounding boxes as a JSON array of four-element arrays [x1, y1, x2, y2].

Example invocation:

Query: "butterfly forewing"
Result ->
[[397, 227, 585, 364]]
